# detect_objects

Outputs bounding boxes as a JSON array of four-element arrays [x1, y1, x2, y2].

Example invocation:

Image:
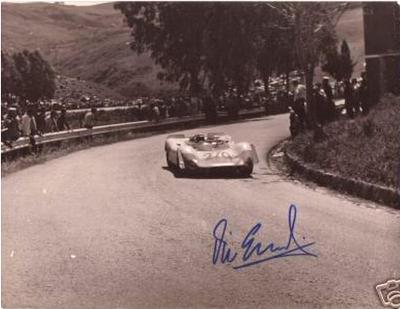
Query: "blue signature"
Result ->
[[212, 204, 317, 269]]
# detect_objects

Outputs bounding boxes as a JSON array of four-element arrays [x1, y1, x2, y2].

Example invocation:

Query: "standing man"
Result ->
[[57, 108, 71, 131], [322, 77, 336, 121], [351, 78, 361, 115], [313, 83, 328, 125], [203, 93, 217, 123], [35, 105, 46, 135], [343, 79, 355, 119], [45, 111, 59, 133], [152, 103, 160, 122], [3, 108, 20, 147], [83, 107, 97, 129], [20, 108, 38, 150], [20, 108, 37, 136], [359, 72, 370, 115], [292, 79, 307, 126], [20, 109, 32, 137]]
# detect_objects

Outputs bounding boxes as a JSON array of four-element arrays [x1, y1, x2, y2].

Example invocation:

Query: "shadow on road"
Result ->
[[162, 166, 254, 180]]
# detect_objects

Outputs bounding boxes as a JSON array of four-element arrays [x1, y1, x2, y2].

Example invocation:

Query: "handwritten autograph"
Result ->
[[212, 204, 317, 269]]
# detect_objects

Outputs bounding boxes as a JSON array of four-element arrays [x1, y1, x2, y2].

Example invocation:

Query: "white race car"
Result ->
[[165, 133, 258, 176]]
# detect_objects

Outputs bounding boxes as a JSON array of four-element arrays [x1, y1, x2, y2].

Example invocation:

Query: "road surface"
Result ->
[[2, 114, 399, 308]]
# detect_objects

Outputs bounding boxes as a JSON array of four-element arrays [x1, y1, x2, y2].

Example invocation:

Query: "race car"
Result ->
[[164, 132, 259, 176]]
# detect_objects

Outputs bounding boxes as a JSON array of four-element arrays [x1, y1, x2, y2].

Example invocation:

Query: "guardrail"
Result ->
[[1, 108, 268, 161]]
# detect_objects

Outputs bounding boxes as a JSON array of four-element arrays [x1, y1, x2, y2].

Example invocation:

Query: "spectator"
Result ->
[[292, 79, 307, 126], [313, 83, 328, 125], [322, 77, 336, 121], [20, 109, 32, 137], [168, 101, 176, 118], [359, 72, 369, 115], [227, 92, 239, 120], [203, 94, 217, 123], [46, 111, 59, 133], [190, 96, 199, 115], [140, 103, 148, 121], [83, 107, 97, 129], [2, 108, 20, 147], [159, 101, 167, 119], [343, 79, 354, 119], [57, 108, 71, 131], [20, 108, 37, 137], [351, 78, 361, 115], [35, 106, 46, 135], [151, 103, 160, 122], [289, 107, 302, 138]]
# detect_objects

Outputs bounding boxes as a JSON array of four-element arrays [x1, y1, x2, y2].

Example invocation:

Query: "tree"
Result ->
[[115, 2, 206, 95], [27, 50, 57, 101], [200, 3, 259, 96], [115, 2, 269, 96], [322, 39, 356, 81], [340, 39, 356, 80], [321, 45, 341, 81], [322, 40, 356, 81], [12, 50, 31, 100], [5, 49, 56, 101], [267, 2, 347, 121], [1, 51, 22, 99]]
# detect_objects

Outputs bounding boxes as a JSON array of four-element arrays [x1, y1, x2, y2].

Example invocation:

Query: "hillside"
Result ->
[[1, 2, 365, 97], [1, 2, 175, 97]]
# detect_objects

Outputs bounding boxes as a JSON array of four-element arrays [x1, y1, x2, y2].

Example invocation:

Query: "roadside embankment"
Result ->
[[285, 94, 400, 208]]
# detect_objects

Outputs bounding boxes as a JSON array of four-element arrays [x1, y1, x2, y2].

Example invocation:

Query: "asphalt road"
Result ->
[[2, 114, 399, 308]]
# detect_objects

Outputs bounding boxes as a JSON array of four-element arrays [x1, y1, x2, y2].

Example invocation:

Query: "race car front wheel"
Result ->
[[166, 152, 172, 168], [174, 152, 187, 176]]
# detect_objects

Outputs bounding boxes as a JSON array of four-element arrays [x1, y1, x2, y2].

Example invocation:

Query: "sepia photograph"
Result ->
[[1, 1, 400, 308]]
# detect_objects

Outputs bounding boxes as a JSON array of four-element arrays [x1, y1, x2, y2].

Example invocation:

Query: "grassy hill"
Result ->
[[1, 2, 175, 97], [1, 2, 365, 97]]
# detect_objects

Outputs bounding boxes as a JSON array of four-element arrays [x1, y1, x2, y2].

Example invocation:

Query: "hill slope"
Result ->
[[1, 2, 365, 97], [1, 2, 174, 97]]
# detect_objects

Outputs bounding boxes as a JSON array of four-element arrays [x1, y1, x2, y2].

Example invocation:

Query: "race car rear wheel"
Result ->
[[238, 159, 253, 177]]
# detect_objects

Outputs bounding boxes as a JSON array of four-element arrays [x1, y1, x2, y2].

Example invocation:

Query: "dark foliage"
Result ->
[[114, 2, 300, 96], [2, 49, 56, 102], [322, 39, 356, 81]]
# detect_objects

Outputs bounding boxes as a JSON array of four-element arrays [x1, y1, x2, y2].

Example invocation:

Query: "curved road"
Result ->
[[2, 114, 399, 308]]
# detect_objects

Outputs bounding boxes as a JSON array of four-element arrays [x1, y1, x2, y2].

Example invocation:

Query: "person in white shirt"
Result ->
[[152, 104, 160, 122], [292, 80, 307, 125], [20, 108, 37, 136], [83, 108, 97, 129], [20, 110, 32, 137], [293, 80, 307, 102]]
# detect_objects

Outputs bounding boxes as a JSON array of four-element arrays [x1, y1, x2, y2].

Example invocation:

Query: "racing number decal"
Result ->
[[202, 151, 233, 160]]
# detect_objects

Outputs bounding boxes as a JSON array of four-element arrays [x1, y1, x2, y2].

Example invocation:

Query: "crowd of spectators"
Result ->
[[1, 89, 271, 149], [5, 74, 351, 148], [289, 72, 370, 138], [2, 72, 369, 149]]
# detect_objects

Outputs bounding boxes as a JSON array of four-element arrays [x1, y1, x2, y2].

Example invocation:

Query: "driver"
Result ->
[[190, 134, 206, 143]]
